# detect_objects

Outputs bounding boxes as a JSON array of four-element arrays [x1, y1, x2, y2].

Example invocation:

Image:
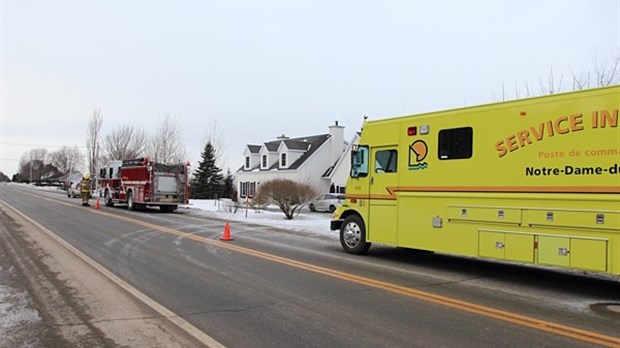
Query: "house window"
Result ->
[[262, 155, 267, 168], [240, 182, 247, 198], [249, 182, 256, 198], [245, 156, 250, 169], [438, 127, 473, 160], [240, 181, 256, 198], [281, 153, 287, 167]]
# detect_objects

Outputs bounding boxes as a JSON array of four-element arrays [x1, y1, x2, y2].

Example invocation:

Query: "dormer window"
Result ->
[[280, 153, 287, 167], [262, 155, 267, 168], [245, 156, 250, 169]]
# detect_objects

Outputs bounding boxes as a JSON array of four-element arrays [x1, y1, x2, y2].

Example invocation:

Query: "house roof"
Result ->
[[247, 145, 261, 154], [239, 133, 331, 172], [263, 141, 280, 152], [283, 139, 311, 151], [288, 134, 330, 170], [322, 132, 359, 179]]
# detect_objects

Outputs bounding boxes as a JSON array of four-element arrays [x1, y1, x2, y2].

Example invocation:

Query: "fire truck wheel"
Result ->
[[127, 191, 135, 211], [104, 190, 114, 207], [340, 215, 371, 255]]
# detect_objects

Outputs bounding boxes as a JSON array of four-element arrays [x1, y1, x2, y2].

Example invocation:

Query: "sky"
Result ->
[[1, 0, 619, 177]]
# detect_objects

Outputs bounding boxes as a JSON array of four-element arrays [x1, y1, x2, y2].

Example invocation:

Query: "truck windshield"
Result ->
[[351, 145, 369, 178]]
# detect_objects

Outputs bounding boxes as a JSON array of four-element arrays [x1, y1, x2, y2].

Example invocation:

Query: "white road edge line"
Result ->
[[0, 199, 225, 348]]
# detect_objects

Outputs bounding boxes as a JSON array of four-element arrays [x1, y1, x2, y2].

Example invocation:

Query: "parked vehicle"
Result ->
[[309, 193, 345, 213], [331, 85, 620, 278], [98, 158, 190, 212], [66, 181, 81, 198]]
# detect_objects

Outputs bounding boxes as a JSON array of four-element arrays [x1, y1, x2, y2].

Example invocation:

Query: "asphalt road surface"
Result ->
[[1, 183, 619, 348]]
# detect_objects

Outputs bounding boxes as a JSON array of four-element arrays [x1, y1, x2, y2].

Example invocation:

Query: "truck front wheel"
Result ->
[[340, 215, 371, 254]]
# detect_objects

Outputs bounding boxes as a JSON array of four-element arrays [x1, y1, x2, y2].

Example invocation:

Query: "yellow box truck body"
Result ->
[[331, 85, 620, 276]]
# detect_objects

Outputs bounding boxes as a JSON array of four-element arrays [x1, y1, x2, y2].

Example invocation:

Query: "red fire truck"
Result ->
[[98, 158, 190, 212]]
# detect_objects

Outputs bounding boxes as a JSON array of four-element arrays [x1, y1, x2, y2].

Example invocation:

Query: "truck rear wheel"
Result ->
[[104, 190, 114, 207], [340, 215, 371, 254], [127, 191, 135, 211]]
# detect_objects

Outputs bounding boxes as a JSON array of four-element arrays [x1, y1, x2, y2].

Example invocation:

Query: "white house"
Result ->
[[236, 121, 357, 199]]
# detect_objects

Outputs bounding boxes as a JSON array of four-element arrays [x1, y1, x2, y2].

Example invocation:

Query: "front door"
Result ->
[[368, 146, 399, 245]]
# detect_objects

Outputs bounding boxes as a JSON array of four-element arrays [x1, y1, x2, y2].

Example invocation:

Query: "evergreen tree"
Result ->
[[192, 141, 223, 199], [220, 169, 236, 200]]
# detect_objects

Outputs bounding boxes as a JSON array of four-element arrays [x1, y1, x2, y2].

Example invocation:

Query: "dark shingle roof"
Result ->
[[283, 139, 311, 151], [288, 134, 330, 170], [241, 133, 332, 172], [264, 141, 280, 152], [247, 145, 261, 154]]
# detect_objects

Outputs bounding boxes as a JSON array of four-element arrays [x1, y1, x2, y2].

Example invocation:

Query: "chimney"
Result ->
[[328, 120, 345, 165]]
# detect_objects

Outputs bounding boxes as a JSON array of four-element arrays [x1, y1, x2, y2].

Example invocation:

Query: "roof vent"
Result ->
[[277, 134, 289, 140]]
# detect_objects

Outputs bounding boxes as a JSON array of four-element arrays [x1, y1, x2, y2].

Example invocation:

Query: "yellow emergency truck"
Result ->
[[331, 85, 620, 276]]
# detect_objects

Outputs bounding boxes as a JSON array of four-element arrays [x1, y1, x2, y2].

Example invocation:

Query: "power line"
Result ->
[[0, 142, 87, 148]]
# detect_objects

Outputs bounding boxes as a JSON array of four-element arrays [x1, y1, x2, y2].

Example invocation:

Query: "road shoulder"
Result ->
[[0, 202, 206, 348]]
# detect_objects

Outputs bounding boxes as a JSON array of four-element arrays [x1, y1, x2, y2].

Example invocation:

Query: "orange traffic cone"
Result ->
[[95, 197, 101, 209], [219, 222, 234, 241]]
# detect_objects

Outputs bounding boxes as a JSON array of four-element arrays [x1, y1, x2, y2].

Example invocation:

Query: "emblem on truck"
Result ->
[[408, 140, 429, 171]]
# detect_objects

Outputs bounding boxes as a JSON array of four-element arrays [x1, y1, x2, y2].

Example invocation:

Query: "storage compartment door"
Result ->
[[504, 234, 535, 263], [479, 231, 505, 259], [538, 236, 570, 267], [570, 239, 607, 272]]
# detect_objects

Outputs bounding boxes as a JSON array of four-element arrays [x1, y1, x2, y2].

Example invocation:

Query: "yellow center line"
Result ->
[[13, 188, 620, 347]]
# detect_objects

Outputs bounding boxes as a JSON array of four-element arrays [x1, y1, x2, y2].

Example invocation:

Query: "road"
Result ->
[[1, 184, 619, 348]]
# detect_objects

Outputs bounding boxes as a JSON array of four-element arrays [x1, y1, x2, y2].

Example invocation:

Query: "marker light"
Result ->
[[407, 127, 417, 136]]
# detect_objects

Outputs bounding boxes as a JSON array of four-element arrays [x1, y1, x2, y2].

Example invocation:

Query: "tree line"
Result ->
[[492, 53, 619, 101], [13, 111, 236, 200]]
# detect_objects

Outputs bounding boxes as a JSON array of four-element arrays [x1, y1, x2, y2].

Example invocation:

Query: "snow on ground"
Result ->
[[180, 199, 337, 239], [0, 283, 41, 330], [7, 183, 337, 239]]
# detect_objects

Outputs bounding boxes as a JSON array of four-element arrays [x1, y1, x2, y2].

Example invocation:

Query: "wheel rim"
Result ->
[[343, 221, 361, 248]]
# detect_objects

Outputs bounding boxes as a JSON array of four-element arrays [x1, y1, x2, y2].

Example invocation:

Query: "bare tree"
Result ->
[[50, 145, 84, 173], [147, 114, 186, 163], [102, 124, 148, 162], [18, 148, 49, 182], [593, 53, 619, 87], [538, 65, 563, 95], [202, 118, 227, 169], [494, 53, 619, 101], [571, 54, 619, 90], [254, 179, 317, 220], [86, 109, 103, 175], [523, 78, 533, 98], [570, 68, 591, 90]]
